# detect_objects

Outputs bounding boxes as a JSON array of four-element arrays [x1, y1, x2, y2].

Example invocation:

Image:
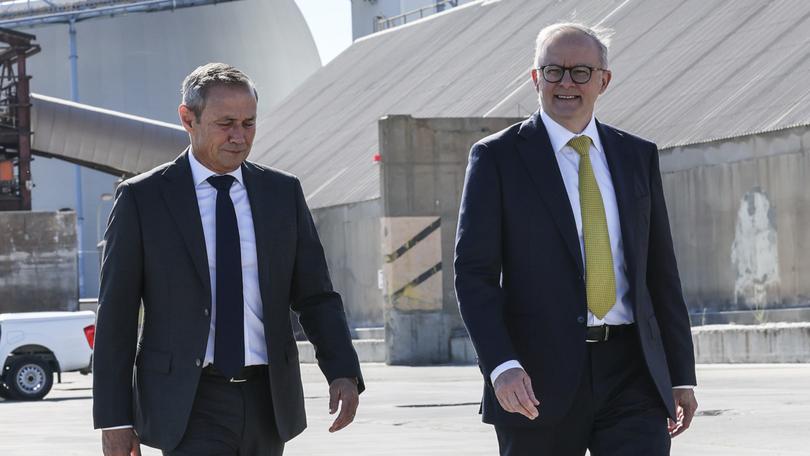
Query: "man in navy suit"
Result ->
[[94, 63, 363, 456], [455, 23, 698, 455]]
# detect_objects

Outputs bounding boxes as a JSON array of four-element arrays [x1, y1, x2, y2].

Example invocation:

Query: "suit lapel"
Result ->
[[516, 111, 584, 275], [597, 121, 638, 290], [159, 149, 211, 294], [241, 162, 282, 316]]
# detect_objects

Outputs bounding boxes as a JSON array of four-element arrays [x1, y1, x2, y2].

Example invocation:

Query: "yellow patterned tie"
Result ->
[[568, 135, 616, 319]]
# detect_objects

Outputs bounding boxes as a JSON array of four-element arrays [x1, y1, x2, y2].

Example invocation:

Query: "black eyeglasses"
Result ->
[[537, 65, 608, 84]]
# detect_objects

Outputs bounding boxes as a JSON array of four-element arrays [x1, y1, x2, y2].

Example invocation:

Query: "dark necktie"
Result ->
[[207, 175, 244, 378]]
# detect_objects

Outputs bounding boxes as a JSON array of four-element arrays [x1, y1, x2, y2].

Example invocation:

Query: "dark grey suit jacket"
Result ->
[[92, 150, 364, 450], [455, 111, 696, 427]]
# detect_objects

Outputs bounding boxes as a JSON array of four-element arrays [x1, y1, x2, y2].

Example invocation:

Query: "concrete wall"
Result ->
[[378, 115, 519, 364], [31, 158, 118, 301], [296, 324, 810, 364], [308, 116, 809, 363], [0, 211, 78, 312], [693, 323, 810, 363], [312, 199, 383, 329], [660, 125, 810, 324]]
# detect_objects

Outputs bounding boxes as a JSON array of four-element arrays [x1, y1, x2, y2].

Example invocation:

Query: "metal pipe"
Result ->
[[0, 0, 239, 28], [69, 18, 78, 101], [69, 17, 85, 298], [16, 49, 31, 210]]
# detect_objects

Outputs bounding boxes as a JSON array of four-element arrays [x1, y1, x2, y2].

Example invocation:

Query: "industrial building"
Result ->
[[0, 0, 322, 299], [2, 0, 809, 363], [251, 0, 810, 362]]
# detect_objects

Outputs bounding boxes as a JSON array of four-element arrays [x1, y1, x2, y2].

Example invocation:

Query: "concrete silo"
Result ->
[[6, 0, 321, 298]]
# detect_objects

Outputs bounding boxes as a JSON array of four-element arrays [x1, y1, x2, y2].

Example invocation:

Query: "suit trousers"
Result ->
[[164, 366, 284, 456], [495, 328, 671, 456]]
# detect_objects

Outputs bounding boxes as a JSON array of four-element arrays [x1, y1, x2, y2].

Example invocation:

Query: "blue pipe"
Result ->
[[69, 17, 85, 298]]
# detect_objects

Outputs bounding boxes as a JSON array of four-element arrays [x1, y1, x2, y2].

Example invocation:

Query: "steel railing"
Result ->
[[374, 0, 458, 33]]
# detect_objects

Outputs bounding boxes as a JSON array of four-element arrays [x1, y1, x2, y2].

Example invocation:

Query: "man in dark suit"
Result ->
[[93, 63, 363, 456], [454, 23, 698, 455]]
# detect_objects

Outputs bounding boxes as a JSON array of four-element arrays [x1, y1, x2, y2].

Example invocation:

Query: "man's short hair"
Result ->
[[533, 22, 613, 68], [181, 63, 258, 120]]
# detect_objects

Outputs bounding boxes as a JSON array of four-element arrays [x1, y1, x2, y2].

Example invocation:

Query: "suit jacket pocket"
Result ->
[[136, 348, 172, 374]]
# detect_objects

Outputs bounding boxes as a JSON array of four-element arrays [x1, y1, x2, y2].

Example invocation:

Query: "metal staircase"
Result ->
[[0, 27, 38, 211]]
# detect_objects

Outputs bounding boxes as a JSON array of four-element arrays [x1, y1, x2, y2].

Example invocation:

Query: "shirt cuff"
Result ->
[[672, 385, 696, 389], [101, 425, 133, 430], [490, 360, 524, 384]]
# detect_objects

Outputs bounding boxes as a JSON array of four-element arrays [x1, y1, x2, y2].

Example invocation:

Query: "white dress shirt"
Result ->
[[490, 111, 634, 384], [188, 150, 268, 367]]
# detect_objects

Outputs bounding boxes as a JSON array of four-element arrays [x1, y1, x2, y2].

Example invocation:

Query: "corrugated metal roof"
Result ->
[[251, 0, 810, 209], [31, 93, 188, 175]]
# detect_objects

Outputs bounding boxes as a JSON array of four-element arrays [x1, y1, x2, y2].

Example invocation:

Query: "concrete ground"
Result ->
[[0, 364, 808, 455]]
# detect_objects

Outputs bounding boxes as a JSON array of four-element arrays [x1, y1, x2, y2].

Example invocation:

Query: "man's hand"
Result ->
[[493, 367, 539, 420], [102, 428, 141, 456], [668, 388, 698, 437], [328, 377, 359, 433]]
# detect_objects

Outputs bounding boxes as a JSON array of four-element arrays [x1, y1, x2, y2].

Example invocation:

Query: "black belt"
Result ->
[[586, 323, 635, 343], [202, 364, 268, 383]]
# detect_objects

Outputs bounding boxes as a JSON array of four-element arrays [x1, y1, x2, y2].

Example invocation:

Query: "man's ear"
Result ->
[[178, 105, 196, 133], [530, 69, 540, 92], [599, 70, 612, 94]]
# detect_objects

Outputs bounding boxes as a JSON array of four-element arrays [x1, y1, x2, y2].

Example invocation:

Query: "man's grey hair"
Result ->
[[181, 63, 258, 120], [533, 22, 613, 68]]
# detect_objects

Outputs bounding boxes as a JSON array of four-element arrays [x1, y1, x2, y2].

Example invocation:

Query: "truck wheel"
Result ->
[[5, 356, 53, 400], [0, 383, 12, 400]]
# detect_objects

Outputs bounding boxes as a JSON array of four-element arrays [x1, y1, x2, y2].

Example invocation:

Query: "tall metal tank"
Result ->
[[16, 0, 322, 298], [22, 0, 321, 123]]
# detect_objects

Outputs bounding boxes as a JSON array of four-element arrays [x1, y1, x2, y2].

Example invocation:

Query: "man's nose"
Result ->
[[229, 127, 247, 144]]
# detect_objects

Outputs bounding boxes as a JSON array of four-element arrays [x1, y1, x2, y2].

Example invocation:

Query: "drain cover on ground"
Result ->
[[396, 402, 480, 408], [696, 409, 730, 416]]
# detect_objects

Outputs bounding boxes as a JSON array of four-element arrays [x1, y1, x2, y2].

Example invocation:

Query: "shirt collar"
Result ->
[[539, 110, 604, 155], [188, 148, 244, 188]]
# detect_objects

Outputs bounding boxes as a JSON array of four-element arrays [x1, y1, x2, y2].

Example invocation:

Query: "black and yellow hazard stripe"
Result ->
[[384, 218, 441, 264], [390, 262, 442, 303]]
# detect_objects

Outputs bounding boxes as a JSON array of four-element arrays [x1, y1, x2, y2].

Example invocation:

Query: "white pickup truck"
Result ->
[[0, 311, 95, 400]]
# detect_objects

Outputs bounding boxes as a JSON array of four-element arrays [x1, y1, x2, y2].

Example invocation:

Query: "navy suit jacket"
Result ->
[[93, 150, 364, 450], [454, 111, 696, 427]]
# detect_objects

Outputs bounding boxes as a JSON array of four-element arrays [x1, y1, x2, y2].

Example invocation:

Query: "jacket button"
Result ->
[[577, 316, 586, 324], [203, 308, 210, 317], [195, 358, 202, 367]]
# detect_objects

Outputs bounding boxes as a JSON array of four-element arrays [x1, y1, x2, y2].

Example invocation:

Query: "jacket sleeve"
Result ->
[[93, 182, 144, 428], [454, 142, 517, 380], [288, 178, 364, 393], [646, 145, 697, 387]]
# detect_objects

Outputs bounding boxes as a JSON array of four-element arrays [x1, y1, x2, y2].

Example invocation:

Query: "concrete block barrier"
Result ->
[[692, 322, 810, 363], [297, 339, 386, 363]]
